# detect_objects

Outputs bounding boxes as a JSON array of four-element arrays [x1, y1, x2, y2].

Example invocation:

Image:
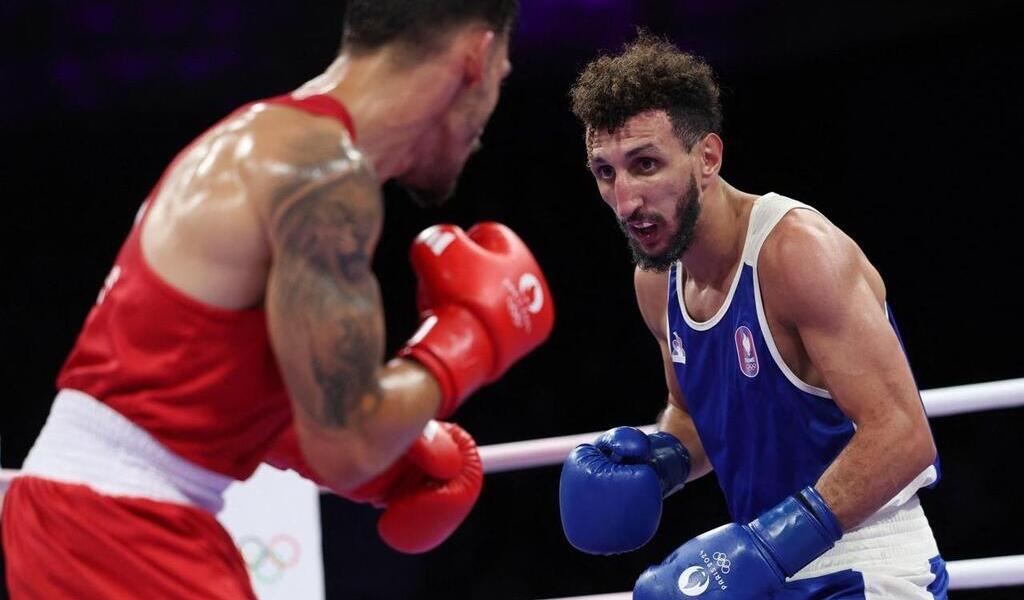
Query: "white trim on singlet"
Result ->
[[676, 195, 761, 331], [747, 193, 833, 399], [747, 194, 940, 512]]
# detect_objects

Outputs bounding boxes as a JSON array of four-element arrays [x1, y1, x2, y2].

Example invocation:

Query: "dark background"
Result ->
[[2, 1, 1022, 598]]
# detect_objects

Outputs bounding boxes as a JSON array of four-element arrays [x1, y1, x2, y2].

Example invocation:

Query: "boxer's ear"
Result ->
[[696, 132, 723, 188], [458, 28, 496, 87]]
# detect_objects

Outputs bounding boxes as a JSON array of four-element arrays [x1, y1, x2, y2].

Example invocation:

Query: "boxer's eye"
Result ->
[[636, 158, 658, 173], [594, 165, 615, 181]]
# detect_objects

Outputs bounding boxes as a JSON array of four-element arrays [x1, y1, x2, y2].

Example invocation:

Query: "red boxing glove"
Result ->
[[400, 223, 555, 418], [344, 421, 483, 554]]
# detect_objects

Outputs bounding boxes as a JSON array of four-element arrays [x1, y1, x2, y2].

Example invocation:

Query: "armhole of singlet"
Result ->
[[133, 96, 265, 241], [130, 102, 266, 320], [749, 195, 833, 399], [130, 95, 357, 320]]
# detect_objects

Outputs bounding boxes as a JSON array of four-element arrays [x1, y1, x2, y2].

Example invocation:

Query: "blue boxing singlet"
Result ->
[[665, 192, 946, 594]]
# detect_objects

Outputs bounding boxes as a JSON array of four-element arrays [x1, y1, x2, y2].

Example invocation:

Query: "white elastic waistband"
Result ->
[[20, 389, 232, 513], [791, 494, 940, 581]]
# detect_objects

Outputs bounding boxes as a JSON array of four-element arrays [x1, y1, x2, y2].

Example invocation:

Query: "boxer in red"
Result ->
[[2, 1, 553, 598]]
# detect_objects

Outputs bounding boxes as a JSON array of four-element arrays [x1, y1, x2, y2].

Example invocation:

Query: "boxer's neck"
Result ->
[[297, 51, 465, 181], [679, 180, 755, 289]]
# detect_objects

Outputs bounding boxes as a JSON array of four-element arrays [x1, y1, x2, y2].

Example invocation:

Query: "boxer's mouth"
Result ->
[[628, 220, 660, 246]]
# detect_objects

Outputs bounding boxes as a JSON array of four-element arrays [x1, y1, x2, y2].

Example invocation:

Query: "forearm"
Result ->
[[364, 357, 442, 463], [815, 416, 936, 530], [264, 145, 449, 490], [292, 358, 440, 491], [656, 400, 712, 481]]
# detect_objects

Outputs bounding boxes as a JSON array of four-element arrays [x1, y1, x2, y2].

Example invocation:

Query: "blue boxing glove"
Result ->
[[559, 427, 690, 554], [633, 486, 843, 599]]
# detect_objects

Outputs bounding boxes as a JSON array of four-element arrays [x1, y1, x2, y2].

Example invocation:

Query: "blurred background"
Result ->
[[2, 0, 1022, 598]]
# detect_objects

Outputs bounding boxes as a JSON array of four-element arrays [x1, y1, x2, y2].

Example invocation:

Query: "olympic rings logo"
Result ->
[[712, 551, 731, 574], [238, 534, 302, 584]]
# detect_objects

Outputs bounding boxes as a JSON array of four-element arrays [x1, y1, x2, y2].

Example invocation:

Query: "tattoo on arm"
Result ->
[[267, 153, 385, 430]]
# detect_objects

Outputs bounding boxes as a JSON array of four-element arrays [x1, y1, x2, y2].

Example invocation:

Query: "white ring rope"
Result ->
[[480, 426, 658, 475], [488, 377, 1024, 593], [479, 377, 1024, 474], [1, 377, 1021, 592], [536, 555, 1024, 597], [914, 377, 1024, 417], [946, 554, 1024, 589]]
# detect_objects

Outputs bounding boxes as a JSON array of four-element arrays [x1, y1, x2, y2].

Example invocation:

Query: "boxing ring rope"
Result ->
[[478, 377, 1024, 473], [1, 377, 1022, 592], [536, 555, 1024, 598], [491, 377, 1024, 595]]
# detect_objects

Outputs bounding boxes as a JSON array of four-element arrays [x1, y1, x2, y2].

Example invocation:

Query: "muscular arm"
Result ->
[[761, 211, 936, 530], [264, 134, 440, 491], [634, 267, 712, 481]]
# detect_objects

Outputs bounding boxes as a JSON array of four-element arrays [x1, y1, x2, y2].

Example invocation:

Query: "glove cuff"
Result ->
[[399, 306, 495, 418], [648, 431, 690, 498], [748, 486, 842, 578], [797, 486, 844, 541], [399, 344, 460, 418]]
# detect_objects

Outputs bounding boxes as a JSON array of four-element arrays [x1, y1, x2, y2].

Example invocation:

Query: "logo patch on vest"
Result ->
[[670, 331, 687, 364], [734, 325, 759, 378]]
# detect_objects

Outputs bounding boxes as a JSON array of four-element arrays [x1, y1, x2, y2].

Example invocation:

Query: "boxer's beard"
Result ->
[[405, 181, 458, 208], [403, 139, 482, 208], [619, 176, 701, 272], [402, 167, 459, 208]]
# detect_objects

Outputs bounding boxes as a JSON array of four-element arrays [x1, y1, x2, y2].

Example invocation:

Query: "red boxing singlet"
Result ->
[[56, 94, 356, 480]]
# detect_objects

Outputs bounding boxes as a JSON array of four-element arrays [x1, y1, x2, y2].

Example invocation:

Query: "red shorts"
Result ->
[[2, 476, 256, 600]]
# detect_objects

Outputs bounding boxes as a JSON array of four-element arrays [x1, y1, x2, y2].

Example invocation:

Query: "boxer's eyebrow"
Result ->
[[624, 143, 659, 159], [587, 142, 661, 168]]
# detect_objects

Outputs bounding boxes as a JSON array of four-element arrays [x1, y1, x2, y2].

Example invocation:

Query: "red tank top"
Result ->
[[56, 94, 356, 480]]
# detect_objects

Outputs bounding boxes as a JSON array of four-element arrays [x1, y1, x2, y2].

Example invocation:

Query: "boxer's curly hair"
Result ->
[[342, 0, 519, 59], [571, 32, 722, 150]]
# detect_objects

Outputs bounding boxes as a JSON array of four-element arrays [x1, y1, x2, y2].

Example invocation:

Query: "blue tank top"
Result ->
[[666, 193, 938, 523]]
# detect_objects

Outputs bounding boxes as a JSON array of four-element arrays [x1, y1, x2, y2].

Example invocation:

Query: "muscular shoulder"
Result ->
[[634, 266, 671, 338], [759, 208, 883, 328], [243, 104, 372, 191], [233, 104, 382, 247]]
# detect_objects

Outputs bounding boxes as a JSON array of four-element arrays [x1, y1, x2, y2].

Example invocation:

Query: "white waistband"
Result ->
[[20, 389, 232, 513], [790, 495, 940, 581]]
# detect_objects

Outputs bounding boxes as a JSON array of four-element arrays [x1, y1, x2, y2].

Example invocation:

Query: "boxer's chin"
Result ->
[[399, 136, 480, 208], [400, 169, 461, 208], [403, 181, 457, 208]]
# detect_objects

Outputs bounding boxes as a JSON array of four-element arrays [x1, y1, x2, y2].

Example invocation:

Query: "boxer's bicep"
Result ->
[[763, 212, 934, 527], [266, 161, 385, 434], [767, 216, 923, 435]]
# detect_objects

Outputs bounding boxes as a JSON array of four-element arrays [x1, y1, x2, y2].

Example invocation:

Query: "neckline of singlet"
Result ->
[[267, 93, 357, 142], [676, 193, 772, 329]]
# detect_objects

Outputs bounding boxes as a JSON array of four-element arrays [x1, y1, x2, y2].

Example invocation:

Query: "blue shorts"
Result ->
[[776, 555, 948, 600]]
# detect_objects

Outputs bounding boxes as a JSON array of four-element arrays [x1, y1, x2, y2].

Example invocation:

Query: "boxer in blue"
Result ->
[[559, 33, 948, 599]]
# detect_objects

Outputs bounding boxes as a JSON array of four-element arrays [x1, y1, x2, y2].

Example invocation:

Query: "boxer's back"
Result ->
[[57, 94, 364, 480]]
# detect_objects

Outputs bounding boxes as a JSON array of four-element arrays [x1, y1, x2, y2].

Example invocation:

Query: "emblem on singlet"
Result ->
[[670, 331, 687, 364], [734, 325, 759, 378]]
